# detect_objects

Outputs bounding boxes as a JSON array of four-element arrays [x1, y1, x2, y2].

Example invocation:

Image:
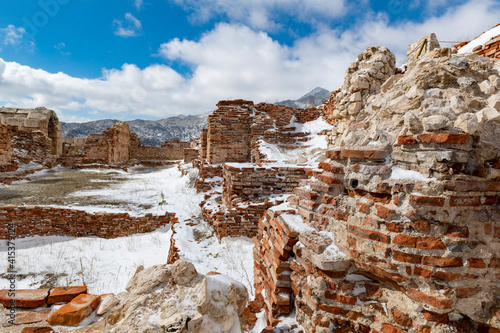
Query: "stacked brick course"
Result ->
[[130, 140, 190, 161], [82, 122, 130, 164], [0, 206, 177, 239], [183, 148, 199, 163], [455, 23, 500, 59]]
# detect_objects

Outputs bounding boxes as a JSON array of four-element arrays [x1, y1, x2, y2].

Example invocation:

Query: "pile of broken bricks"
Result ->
[[0, 286, 111, 332]]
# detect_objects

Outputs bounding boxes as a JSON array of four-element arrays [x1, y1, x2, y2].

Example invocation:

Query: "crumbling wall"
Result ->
[[82, 122, 130, 164], [130, 140, 190, 161], [205, 100, 322, 164], [0, 206, 177, 239], [0, 107, 62, 156], [183, 148, 199, 163], [254, 46, 500, 332]]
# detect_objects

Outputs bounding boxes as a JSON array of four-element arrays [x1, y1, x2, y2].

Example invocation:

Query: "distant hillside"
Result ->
[[62, 114, 209, 146], [276, 87, 330, 108], [62, 87, 331, 146]]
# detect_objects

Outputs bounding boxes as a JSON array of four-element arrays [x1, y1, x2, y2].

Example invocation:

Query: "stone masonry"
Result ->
[[252, 44, 500, 332]]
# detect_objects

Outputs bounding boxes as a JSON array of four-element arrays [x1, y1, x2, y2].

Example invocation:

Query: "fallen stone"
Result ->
[[47, 286, 87, 305], [3, 310, 51, 326], [159, 313, 188, 332], [0, 289, 50, 308], [96, 295, 119, 315], [47, 294, 101, 326], [21, 328, 54, 333]]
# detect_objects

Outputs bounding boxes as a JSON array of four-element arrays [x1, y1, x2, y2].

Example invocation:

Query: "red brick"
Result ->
[[457, 287, 479, 298], [293, 188, 318, 200], [325, 150, 342, 159], [348, 225, 390, 244], [468, 258, 486, 268], [415, 133, 470, 144], [375, 205, 392, 218], [490, 258, 500, 268], [409, 195, 445, 207], [48, 286, 87, 305], [0, 289, 49, 308], [421, 256, 463, 268], [432, 271, 461, 281], [325, 291, 357, 305], [421, 310, 448, 323], [318, 303, 341, 315], [405, 288, 453, 309], [385, 222, 403, 233], [413, 266, 432, 278], [393, 310, 412, 327], [393, 234, 446, 250], [318, 174, 341, 184], [341, 149, 389, 159], [393, 250, 422, 264], [445, 225, 469, 238], [409, 220, 431, 234], [398, 135, 416, 145], [381, 323, 406, 333]]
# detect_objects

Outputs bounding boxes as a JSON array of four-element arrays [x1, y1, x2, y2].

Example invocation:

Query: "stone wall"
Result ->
[[130, 140, 190, 161], [12, 128, 54, 165], [0, 124, 13, 164], [0, 206, 177, 239], [253, 46, 500, 332], [0, 107, 62, 156]]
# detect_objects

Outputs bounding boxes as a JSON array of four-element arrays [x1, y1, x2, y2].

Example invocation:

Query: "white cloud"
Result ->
[[1, 0, 499, 122], [113, 13, 142, 37], [0, 25, 35, 50], [171, 0, 347, 30], [134, 0, 144, 10]]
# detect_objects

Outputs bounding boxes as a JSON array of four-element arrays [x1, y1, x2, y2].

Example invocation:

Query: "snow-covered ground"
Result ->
[[0, 165, 255, 301]]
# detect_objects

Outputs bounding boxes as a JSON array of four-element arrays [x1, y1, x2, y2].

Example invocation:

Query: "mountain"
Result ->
[[62, 114, 209, 146], [276, 87, 330, 108], [62, 87, 332, 146]]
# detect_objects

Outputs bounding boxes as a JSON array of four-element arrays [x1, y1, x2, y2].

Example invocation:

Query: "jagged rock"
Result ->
[[125, 264, 169, 295], [96, 295, 119, 315], [171, 260, 198, 285], [407, 33, 440, 68], [81, 260, 248, 333]]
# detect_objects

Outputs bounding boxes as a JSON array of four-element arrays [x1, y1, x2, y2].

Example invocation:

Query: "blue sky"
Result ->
[[0, 0, 499, 122]]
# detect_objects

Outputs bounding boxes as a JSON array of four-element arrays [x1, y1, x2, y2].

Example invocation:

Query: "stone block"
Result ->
[[47, 294, 101, 326]]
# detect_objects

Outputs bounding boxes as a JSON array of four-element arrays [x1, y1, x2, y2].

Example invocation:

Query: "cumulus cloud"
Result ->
[[113, 13, 142, 37], [1, 0, 499, 122]]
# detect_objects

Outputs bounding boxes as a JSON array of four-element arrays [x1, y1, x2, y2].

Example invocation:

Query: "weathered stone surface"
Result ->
[[47, 294, 101, 326], [0, 289, 49, 308], [96, 295, 119, 315], [21, 328, 54, 333], [171, 260, 198, 285], [47, 286, 87, 305]]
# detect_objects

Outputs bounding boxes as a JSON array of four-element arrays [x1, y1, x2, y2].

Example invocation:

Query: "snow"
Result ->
[[281, 213, 314, 233], [458, 25, 500, 54], [258, 116, 332, 165], [389, 167, 438, 183]]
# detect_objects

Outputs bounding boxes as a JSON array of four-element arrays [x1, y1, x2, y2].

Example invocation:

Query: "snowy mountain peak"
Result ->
[[276, 87, 331, 109]]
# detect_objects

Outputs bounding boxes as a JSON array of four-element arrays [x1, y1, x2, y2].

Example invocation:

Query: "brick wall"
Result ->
[[183, 148, 199, 163], [455, 23, 500, 59], [130, 140, 190, 161], [205, 100, 322, 164], [200, 163, 314, 240], [12, 128, 54, 165], [253, 132, 500, 332], [0, 124, 13, 164], [0, 206, 177, 239]]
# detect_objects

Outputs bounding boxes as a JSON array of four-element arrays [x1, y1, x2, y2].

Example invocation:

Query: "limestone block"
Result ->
[[478, 108, 500, 122], [454, 113, 479, 134], [350, 75, 369, 90], [23, 118, 41, 129], [347, 102, 363, 115], [480, 80, 496, 94], [423, 115, 451, 131], [171, 260, 198, 285], [4, 117, 25, 127], [350, 91, 362, 102], [381, 74, 402, 93], [488, 95, 500, 111]]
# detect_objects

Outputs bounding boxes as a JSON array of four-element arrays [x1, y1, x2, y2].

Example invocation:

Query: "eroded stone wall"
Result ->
[[0, 206, 177, 239], [253, 45, 500, 332]]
